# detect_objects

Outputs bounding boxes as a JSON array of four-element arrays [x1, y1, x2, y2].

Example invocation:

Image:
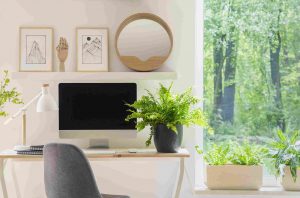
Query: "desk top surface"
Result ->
[[0, 148, 190, 159]]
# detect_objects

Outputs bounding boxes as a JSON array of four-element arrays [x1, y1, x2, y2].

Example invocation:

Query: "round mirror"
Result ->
[[116, 13, 173, 71]]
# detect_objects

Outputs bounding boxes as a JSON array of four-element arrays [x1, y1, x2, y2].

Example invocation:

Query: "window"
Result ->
[[203, 0, 300, 184]]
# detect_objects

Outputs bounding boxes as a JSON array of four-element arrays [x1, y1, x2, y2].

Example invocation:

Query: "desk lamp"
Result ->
[[3, 84, 58, 151]]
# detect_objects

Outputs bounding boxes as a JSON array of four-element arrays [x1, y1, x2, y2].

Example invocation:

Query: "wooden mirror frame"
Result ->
[[115, 13, 173, 72]]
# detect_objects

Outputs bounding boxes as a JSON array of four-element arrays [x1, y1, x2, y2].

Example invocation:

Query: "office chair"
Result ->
[[44, 143, 129, 198]]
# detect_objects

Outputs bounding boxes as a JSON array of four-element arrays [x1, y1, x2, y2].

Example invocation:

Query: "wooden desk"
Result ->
[[0, 149, 189, 198]]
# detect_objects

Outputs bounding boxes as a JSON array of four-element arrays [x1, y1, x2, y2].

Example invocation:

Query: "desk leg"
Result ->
[[174, 158, 184, 198], [0, 159, 8, 198], [11, 161, 21, 198]]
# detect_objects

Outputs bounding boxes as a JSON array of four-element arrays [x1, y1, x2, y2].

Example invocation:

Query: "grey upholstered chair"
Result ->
[[44, 143, 129, 198]]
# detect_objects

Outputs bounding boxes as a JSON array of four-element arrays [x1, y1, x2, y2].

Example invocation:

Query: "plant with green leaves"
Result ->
[[230, 141, 266, 165], [267, 130, 300, 181], [196, 143, 231, 165], [0, 71, 23, 117], [126, 83, 211, 146], [196, 141, 266, 166]]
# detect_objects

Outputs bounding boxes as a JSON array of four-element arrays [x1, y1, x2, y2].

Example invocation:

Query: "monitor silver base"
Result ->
[[59, 130, 137, 149], [88, 139, 109, 149]]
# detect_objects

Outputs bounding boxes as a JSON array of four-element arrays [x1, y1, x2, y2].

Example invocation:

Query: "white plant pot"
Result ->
[[205, 165, 263, 190], [281, 167, 300, 191]]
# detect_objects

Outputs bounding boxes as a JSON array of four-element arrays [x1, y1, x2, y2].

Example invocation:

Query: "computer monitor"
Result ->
[[59, 83, 137, 147]]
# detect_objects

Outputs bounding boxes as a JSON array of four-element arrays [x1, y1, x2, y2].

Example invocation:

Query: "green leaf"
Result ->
[[198, 141, 266, 166], [277, 130, 287, 143], [125, 82, 210, 146], [195, 145, 203, 154], [0, 71, 23, 117], [267, 130, 300, 180]]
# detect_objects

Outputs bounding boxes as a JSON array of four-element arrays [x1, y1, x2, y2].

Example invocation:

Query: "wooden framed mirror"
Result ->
[[115, 13, 173, 71]]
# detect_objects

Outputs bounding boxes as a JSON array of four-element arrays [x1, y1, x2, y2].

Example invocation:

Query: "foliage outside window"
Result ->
[[204, 0, 300, 145]]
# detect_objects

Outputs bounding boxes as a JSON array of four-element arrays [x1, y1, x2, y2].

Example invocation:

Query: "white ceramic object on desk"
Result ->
[[13, 145, 31, 151]]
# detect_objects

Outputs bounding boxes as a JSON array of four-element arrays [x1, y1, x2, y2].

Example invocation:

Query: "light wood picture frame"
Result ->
[[76, 27, 109, 72], [19, 27, 53, 72]]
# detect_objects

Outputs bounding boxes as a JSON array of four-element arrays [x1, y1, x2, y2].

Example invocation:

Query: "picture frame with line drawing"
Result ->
[[19, 27, 53, 72], [76, 28, 108, 72]]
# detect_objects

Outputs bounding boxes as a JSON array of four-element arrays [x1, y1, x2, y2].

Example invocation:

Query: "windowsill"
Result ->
[[194, 186, 300, 196]]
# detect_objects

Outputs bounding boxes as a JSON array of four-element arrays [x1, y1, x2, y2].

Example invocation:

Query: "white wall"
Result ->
[[0, 0, 198, 197]]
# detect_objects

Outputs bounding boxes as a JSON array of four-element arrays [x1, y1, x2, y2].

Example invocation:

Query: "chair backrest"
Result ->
[[44, 143, 102, 198]]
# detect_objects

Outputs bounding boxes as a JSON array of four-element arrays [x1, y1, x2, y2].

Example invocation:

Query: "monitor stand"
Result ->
[[88, 139, 109, 149]]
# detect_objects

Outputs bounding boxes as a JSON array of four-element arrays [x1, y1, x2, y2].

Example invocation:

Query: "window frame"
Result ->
[[194, 0, 279, 189]]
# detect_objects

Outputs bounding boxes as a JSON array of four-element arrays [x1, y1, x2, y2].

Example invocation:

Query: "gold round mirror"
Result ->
[[115, 13, 173, 71]]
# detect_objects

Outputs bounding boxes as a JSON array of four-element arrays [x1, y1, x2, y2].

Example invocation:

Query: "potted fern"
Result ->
[[126, 83, 210, 153], [196, 142, 266, 190], [0, 71, 22, 117], [267, 130, 300, 191]]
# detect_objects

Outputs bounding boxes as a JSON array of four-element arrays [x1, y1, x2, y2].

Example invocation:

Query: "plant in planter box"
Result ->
[[126, 83, 211, 153], [229, 141, 266, 165], [267, 130, 300, 191], [196, 141, 266, 190], [0, 71, 23, 117], [195, 142, 231, 165]]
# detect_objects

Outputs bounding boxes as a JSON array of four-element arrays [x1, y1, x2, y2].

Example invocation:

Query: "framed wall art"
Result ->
[[19, 27, 53, 72], [76, 28, 108, 72]]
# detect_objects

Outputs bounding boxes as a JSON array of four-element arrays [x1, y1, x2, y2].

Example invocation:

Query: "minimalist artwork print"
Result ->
[[77, 28, 108, 72], [20, 27, 53, 72], [26, 35, 46, 64], [82, 35, 102, 64]]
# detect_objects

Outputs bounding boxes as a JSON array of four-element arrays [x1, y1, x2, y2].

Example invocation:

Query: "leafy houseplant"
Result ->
[[0, 71, 23, 117], [229, 141, 266, 165], [196, 142, 266, 190], [196, 143, 231, 165], [267, 130, 300, 191], [126, 83, 210, 153]]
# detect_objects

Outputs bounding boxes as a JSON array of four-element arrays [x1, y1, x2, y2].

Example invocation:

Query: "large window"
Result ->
[[204, 0, 300, 145]]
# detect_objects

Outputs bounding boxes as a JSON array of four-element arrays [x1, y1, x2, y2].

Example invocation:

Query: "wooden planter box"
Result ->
[[205, 165, 263, 190], [281, 167, 300, 191]]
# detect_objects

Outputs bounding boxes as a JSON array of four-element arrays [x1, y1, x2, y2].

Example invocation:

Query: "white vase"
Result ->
[[281, 167, 300, 191], [205, 165, 263, 190]]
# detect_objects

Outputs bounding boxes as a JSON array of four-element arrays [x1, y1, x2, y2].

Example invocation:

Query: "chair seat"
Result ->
[[102, 194, 130, 198]]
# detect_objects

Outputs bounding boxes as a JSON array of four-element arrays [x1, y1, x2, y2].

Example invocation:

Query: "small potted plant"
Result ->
[[0, 70, 23, 117], [196, 141, 265, 190], [126, 83, 210, 153], [267, 130, 300, 191]]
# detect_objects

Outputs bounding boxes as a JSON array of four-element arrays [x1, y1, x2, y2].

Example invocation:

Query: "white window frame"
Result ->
[[194, 0, 205, 188], [194, 0, 279, 189]]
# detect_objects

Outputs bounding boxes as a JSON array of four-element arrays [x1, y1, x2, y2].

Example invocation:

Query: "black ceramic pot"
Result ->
[[154, 124, 183, 153]]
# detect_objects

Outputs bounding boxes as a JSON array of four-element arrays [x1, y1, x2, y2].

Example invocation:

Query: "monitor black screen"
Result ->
[[59, 83, 137, 130]]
